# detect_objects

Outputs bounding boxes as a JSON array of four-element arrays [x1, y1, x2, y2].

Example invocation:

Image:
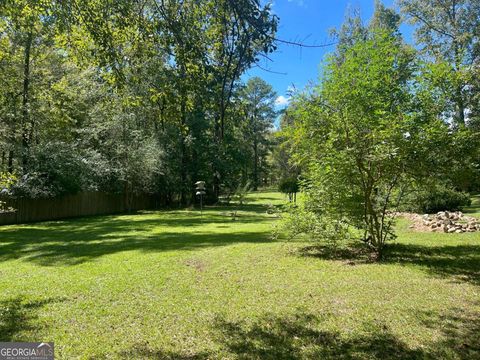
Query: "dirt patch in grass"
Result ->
[[184, 258, 207, 272]]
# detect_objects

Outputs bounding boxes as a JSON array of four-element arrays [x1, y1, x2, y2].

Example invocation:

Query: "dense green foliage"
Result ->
[[270, 111, 301, 186], [0, 0, 278, 203], [399, 0, 480, 128], [286, 30, 419, 256], [238, 78, 277, 191], [406, 185, 472, 214], [278, 177, 299, 202], [398, 0, 480, 194], [279, 2, 480, 258]]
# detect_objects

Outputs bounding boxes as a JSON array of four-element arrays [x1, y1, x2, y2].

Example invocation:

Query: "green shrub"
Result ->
[[278, 178, 299, 202], [272, 203, 353, 251], [10, 142, 103, 198], [409, 186, 472, 214]]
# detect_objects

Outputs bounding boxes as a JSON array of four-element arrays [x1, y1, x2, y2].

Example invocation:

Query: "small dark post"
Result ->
[[195, 181, 206, 216]]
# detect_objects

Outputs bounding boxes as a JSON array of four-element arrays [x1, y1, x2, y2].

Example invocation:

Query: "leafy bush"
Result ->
[[278, 177, 299, 202], [10, 142, 104, 198], [273, 204, 353, 250], [407, 185, 472, 214]]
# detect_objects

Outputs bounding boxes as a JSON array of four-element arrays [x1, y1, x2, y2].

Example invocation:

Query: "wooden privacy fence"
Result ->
[[0, 192, 160, 226]]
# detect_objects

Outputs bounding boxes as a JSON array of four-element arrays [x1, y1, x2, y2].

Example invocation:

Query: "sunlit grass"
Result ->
[[0, 191, 478, 359]]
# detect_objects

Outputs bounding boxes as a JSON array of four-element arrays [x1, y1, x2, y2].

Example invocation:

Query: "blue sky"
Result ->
[[243, 0, 413, 107]]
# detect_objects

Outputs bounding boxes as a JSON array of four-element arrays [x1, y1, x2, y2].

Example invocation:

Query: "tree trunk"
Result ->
[[455, 85, 466, 126], [180, 94, 188, 206], [21, 31, 33, 173], [253, 138, 258, 191], [212, 114, 221, 203], [364, 183, 384, 259], [453, 35, 466, 127]]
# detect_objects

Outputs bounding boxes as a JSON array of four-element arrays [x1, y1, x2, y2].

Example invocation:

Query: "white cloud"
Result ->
[[288, 0, 306, 7], [275, 95, 290, 107]]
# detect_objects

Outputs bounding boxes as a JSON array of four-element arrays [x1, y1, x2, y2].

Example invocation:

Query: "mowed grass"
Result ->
[[0, 192, 479, 359]]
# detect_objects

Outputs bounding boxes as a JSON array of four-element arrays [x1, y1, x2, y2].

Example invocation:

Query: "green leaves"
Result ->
[[399, 0, 480, 127], [0, 0, 280, 204], [285, 25, 421, 257]]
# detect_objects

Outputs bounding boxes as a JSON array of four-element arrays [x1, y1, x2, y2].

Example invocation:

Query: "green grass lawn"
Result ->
[[0, 192, 479, 359], [465, 195, 480, 219]]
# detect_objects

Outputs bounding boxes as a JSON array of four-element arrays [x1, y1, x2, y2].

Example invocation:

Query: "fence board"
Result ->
[[0, 192, 159, 226]]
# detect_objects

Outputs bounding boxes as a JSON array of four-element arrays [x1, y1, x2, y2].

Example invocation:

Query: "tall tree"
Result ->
[[0, 0, 280, 204], [239, 77, 277, 191], [399, 0, 480, 127], [400, 0, 480, 191], [283, 7, 433, 258], [0, 1, 81, 174]]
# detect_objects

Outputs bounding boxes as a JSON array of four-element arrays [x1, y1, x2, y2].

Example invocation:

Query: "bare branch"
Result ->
[[251, 63, 287, 75]]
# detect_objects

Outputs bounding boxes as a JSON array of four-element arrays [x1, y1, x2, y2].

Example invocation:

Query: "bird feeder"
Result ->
[[195, 181, 206, 214]]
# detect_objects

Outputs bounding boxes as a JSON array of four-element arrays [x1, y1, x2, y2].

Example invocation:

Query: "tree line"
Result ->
[[0, 0, 279, 204]]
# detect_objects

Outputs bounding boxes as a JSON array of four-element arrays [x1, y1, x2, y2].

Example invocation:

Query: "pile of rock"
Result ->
[[422, 211, 480, 233]]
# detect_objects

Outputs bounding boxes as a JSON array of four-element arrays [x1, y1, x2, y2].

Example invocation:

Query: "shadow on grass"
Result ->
[[0, 228, 272, 266], [297, 243, 375, 265], [416, 304, 480, 359], [120, 346, 210, 360], [0, 296, 63, 341], [296, 241, 480, 286], [216, 308, 480, 359], [384, 243, 480, 286], [214, 313, 428, 359], [0, 197, 281, 266], [120, 313, 428, 359], [0, 205, 275, 266]]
